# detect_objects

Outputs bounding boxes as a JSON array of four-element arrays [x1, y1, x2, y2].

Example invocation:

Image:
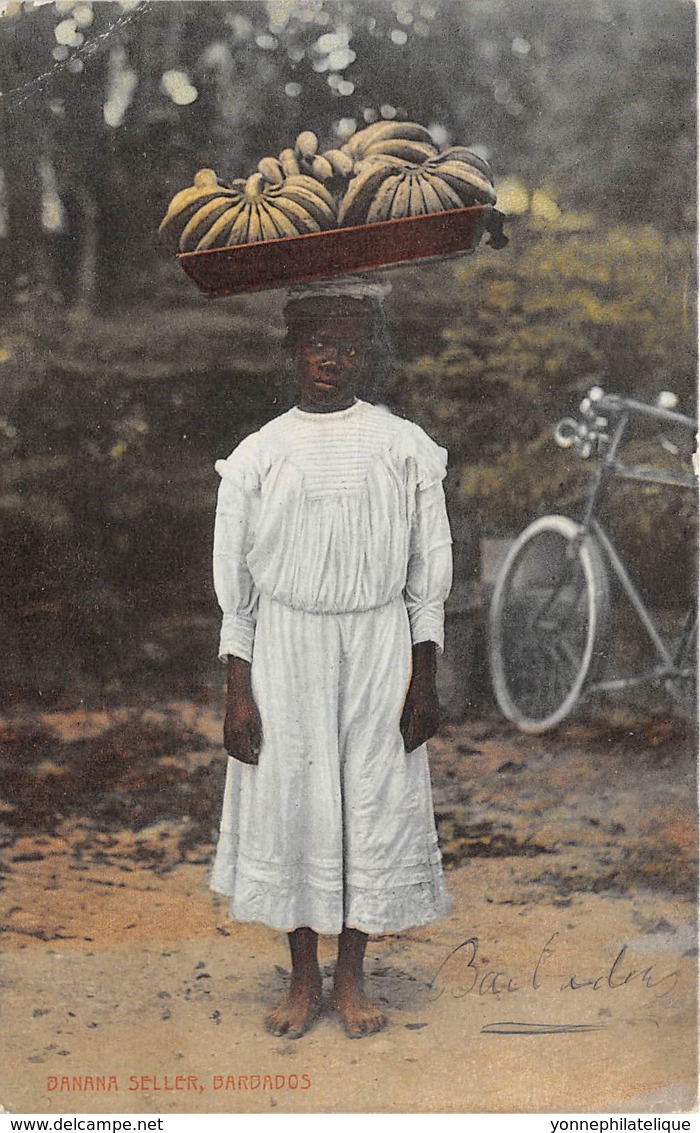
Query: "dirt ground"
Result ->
[[0, 700, 697, 1115]]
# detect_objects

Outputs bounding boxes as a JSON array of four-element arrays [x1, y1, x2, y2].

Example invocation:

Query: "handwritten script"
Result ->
[[428, 931, 682, 1033]]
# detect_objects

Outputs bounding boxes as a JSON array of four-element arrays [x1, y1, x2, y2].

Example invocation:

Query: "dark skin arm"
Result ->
[[223, 655, 263, 765], [400, 640, 440, 753], [225, 641, 439, 762]]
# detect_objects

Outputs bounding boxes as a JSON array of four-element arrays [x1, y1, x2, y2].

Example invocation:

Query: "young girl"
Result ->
[[210, 278, 453, 1039]]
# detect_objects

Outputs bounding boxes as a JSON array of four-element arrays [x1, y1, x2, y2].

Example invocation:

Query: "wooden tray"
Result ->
[[176, 204, 491, 297]]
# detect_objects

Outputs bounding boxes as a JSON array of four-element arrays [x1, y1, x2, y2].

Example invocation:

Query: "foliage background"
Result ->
[[0, 0, 695, 703]]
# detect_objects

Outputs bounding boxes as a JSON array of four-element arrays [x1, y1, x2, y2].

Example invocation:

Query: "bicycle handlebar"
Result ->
[[594, 391, 696, 430], [554, 386, 698, 461]]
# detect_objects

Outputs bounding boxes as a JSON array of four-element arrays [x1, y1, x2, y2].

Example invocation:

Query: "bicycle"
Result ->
[[488, 386, 697, 733]]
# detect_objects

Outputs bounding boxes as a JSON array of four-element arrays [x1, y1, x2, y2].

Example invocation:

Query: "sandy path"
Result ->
[[1, 860, 695, 1114], [0, 704, 696, 1114]]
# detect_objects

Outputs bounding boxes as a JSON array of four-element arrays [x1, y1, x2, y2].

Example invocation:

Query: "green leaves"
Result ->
[[387, 215, 694, 530]]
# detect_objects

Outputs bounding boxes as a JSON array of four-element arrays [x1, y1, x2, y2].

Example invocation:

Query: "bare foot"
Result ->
[[264, 984, 322, 1039], [331, 985, 386, 1038]]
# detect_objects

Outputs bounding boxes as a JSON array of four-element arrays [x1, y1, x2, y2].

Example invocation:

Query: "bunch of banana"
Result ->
[[338, 147, 497, 226], [338, 165, 451, 226], [170, 171, 337, 252], [257, 131, 354, 189], [160, 125, 503, 250], [159, 165, 338, 252], [158, 169, 247, 251]]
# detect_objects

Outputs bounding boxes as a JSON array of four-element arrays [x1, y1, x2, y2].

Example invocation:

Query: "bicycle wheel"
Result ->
[[489, 515, 610, 732]]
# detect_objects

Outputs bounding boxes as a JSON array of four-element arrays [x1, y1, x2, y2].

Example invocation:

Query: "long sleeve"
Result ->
[[404, 471, 453, 653], [213, 453, 260, 664]]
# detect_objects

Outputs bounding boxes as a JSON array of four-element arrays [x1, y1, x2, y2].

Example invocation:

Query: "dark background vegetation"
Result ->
[[0, 0, 696, 706]]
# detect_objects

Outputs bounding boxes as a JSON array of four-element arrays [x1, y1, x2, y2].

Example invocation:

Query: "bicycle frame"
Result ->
[[570, 396, 696, 697]]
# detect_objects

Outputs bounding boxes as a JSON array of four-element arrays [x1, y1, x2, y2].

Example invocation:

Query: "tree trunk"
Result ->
[[0, 47, 47, 306]]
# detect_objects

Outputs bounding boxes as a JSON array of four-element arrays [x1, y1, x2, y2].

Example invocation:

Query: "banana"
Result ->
[[310, 154, 334, 182], [269, 195, 321, 234], [257, 156, 285, 184], [270, 175, 337, 225], [178, 195, 242, 252], [429, 160, 497, 205], [256, 201, 279, 241], [354, 152, 417, 171], [263, 200, 302, 238], [343, 120, 434, 158], [245, 202, 263, 244], [159, 185, 224, 225], [244, 172, 267, 200], [195, 199, 248, 250], [415, 171, 451, 216], [430, 146, 494, 184], [364, 139, 437, 164], [277, 184, 336, 228], [193, 168, 220, 188], [285, 173, 336, 210], [388, 174, 412, 219], [228, 203, 254, 246], [322, 148, 354, 177], [366, 172, 403, 223], [219, 202, 253, 249], [408, 173, 427, 216], [279, 147, 301, 176], [422, 169, 464, 211], [295, 130, 319, 159], [337, 164, 396, 226]]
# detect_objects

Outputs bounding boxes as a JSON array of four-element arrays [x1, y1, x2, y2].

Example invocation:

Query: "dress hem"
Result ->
[[211, 898, 452, 939]]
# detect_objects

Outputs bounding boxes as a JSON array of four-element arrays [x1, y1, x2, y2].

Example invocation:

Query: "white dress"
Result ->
[[209, 399, 453, 936]]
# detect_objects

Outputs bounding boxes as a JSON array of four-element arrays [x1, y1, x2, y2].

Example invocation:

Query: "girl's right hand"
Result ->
[[224, 656, 263, 765]]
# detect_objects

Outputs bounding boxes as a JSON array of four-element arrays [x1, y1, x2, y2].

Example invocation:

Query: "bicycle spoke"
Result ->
[[524, 609, 585, 708], [490, 518, 610, 730], [557, 633, 585, 674]]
